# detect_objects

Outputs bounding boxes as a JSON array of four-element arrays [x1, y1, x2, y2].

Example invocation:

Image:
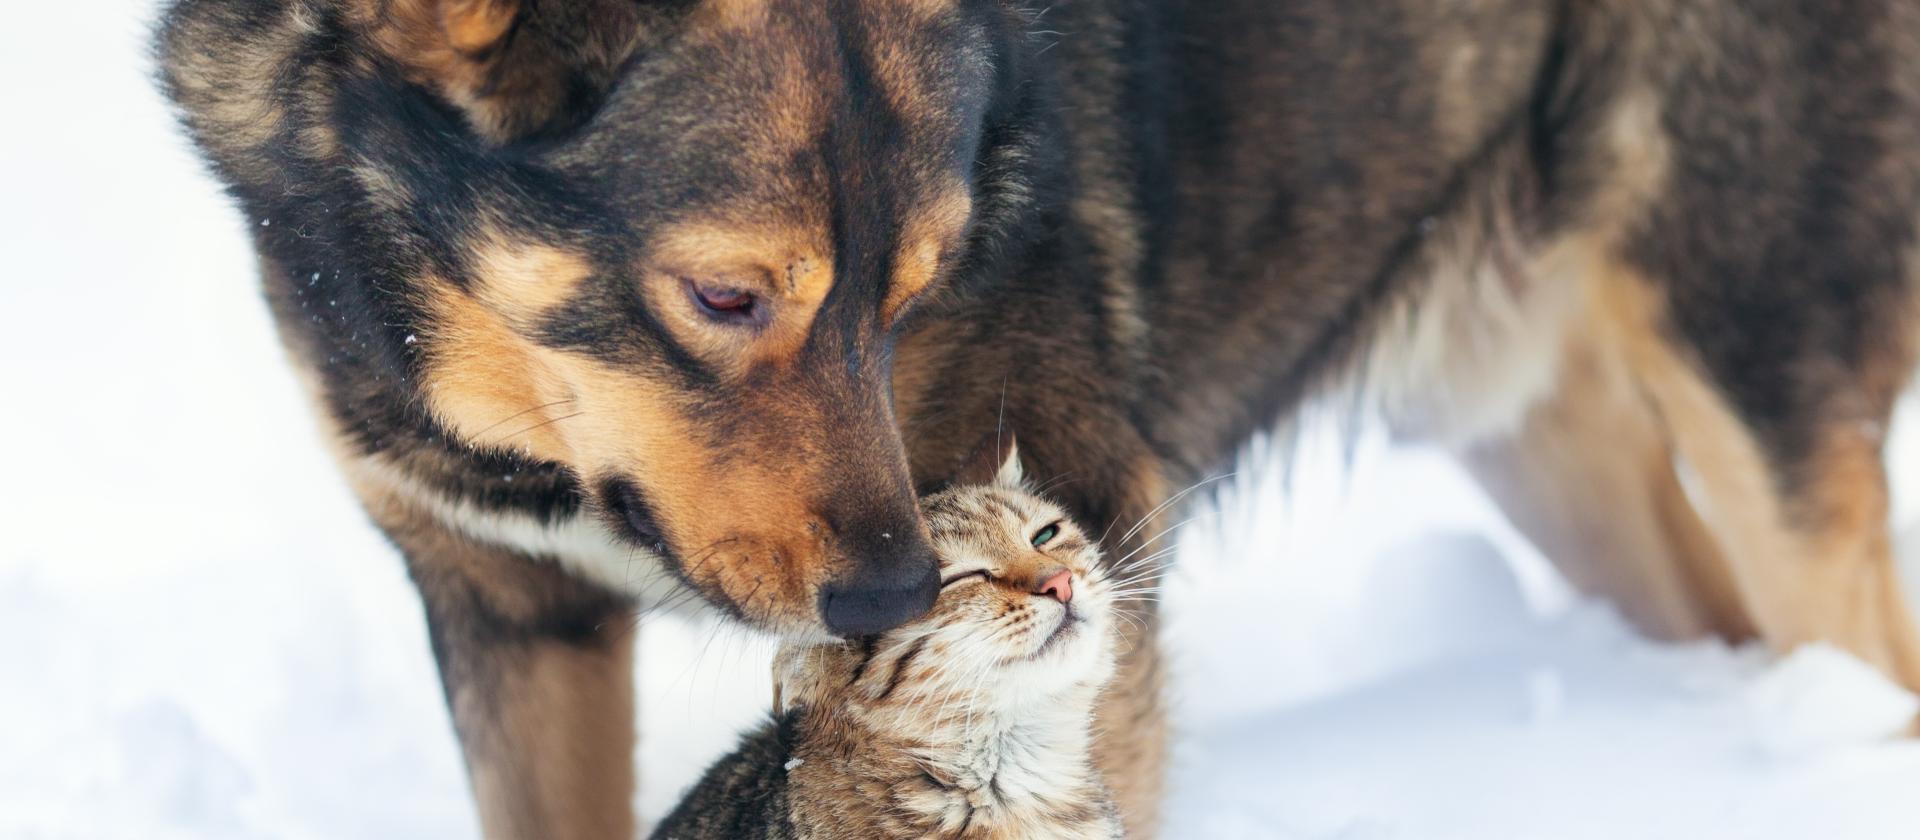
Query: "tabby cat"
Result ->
[[652, 439, 1124, 839]]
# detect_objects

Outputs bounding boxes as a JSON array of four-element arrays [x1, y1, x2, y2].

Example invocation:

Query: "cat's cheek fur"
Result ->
[[659, 481, 1125, 838]]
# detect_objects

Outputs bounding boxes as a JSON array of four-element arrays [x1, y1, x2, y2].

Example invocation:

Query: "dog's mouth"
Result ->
[[595, 475, 841, 638]]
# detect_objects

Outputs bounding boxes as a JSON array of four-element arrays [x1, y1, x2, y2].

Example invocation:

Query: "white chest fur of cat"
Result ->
[[650, 439, 1128, 840]]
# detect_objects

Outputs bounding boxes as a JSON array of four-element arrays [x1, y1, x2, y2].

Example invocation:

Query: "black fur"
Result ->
[[650, 713, 798, 840]]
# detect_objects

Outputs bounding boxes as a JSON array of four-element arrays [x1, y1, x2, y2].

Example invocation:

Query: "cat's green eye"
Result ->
[[1031, 522, 1061, 548]]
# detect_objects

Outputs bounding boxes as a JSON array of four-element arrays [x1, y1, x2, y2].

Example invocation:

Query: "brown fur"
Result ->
[[363, 487, 637, 840], [347, 0, 648, 141], [1463, 287, 1757, 641], [1594, 270, 1920, 686]]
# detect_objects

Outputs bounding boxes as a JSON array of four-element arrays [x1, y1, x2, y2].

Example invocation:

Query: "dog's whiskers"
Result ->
[[470, 398, 577, 440], [497, 409, 586, 444]]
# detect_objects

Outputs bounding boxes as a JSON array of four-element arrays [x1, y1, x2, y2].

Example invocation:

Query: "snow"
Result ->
[[1744, 644, 1920, 758], [6, 2, 1920, 838]]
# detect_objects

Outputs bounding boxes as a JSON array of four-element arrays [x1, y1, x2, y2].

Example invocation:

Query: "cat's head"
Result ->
[[775, 436, 1117, 723]]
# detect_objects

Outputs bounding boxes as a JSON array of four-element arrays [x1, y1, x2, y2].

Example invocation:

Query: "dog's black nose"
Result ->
[[819, 541, 939, 637]]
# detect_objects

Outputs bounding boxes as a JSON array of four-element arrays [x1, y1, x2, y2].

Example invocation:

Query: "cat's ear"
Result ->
[[350, 0, 647, 142], [995, 437, 1025, 488], [955, 432, 1023, 488]]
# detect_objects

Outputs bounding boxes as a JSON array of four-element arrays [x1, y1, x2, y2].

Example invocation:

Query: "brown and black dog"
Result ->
[[158, 0, 1920, 836]]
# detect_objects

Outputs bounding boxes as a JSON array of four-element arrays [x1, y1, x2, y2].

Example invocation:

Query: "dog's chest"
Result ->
[[365, 456, 694, 609], [442, 499, 687, 605]]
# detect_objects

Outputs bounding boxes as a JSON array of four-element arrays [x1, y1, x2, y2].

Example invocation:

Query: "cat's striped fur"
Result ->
[[652, 440, 1124, 839]]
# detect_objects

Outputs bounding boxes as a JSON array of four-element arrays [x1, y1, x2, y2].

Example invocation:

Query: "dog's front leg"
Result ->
[[379, 500, 638, 840]]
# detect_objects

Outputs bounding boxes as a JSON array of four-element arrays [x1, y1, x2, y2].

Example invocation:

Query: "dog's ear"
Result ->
[[352, 0, 647, 143], [954, 432, 1023, 489]]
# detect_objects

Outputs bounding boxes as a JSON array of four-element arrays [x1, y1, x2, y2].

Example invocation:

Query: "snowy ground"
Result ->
[[8, 3, 1920, 838]]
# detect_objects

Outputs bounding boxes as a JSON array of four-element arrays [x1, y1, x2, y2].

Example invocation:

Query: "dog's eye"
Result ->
[[1030, 522, 1060, 548], [687, 280, 759, 324]]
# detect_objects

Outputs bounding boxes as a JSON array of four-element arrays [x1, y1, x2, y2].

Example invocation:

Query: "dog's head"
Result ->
[[159, 0, 1058, 638]]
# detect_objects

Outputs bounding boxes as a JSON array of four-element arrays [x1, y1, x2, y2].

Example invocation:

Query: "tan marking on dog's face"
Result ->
[[886, 185, 974, 321], [545, 363, 840, 631], [641, 218, 834, 372], [403, 0, 1008, 634], [586, 0, 986, 327], [418, 276, 579, 461], [411, 233, 596, 460], [470, 231, 597, 323], [417, 261, 913, 634]]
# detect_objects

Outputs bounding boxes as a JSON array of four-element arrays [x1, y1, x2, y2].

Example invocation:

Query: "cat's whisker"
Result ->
[[1109, 608, 1147, 637], [1104, 518, 1194, 576], [1108, 570, 1172, 593], [1109, 552, 1175, 579], [928, 640, 991, 727], [1107, 560, 1166, 584], [920, 646, 974, 706], [1031, 470, 1079, 496], [1106, 582, 1165, 595], [1113, 536, 1185, 567], [956, 650, 1000, 736], [923, 653, 993, 724], [1107, 582, 1170, 600], [1111, 523, 1189, 568], [1107, 566, 1174, 589], [1106, 581, 1165, 594], [1105, 472, 1232, 549]]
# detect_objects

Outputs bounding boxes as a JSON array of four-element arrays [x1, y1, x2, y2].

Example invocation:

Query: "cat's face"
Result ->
[[776, 444, 1116, 717], [911, 477, 1115, 703]]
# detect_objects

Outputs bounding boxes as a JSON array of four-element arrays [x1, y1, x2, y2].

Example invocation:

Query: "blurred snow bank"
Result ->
[[1745, 644, 1919, 758]]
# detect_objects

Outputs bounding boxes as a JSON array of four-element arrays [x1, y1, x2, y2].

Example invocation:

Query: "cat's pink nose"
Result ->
[[1036, 569, 1073, 604]]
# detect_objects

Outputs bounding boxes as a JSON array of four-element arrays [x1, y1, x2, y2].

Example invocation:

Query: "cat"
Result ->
[[651, 438, 1125, 840]]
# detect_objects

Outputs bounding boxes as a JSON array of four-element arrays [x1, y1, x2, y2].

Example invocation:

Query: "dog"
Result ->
[[158, 0, 1920, 837]]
